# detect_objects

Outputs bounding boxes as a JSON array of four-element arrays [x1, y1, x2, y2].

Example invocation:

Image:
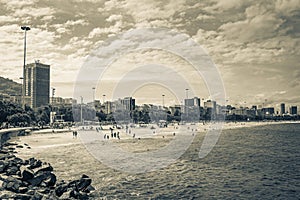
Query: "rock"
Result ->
[[55, 184, 68, 197], [8, 147, 15, 151], [0, 153, 14, 160], [77, 177, 92, 192], [14, 194, 31, 200], [3, 177, 22, 193], [27, 171, 51, 186], [0, 149, 9, 154], [0, 161, 7, 173], [70, 189, 89, 200], [19, 186, 28, 193], [3, 142, 17, 146], [34, 163, 53, 174], [28, 158, 42, 169], [6, 165, 19, 175], [43, 172, 56, 187], [32, 191, 44, 200], [16, 145, 24, 148], [21, 167, 34, 181], [85, 185, 96, 193]]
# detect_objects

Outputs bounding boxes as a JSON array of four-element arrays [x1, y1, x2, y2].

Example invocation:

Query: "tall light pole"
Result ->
[[92, 87, 96, 105], [185, 88, 189, 99], [162, 94, 165, 107], [21, 26, 30, 109], [80, 96, 83, 124]]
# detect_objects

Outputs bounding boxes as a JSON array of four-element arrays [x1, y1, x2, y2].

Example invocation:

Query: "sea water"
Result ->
[[92, 123, 300, 199]]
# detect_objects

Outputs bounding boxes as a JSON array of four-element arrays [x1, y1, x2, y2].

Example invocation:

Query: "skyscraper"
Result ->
[[24, 61, 50, 109], [280, 103, 285, 115], [290, 106, 297, 115]]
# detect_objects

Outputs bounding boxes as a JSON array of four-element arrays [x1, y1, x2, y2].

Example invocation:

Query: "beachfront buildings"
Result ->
[[24, 61, 50, 109], [280, 103, 285, 115], [290, 106, 297, 115]]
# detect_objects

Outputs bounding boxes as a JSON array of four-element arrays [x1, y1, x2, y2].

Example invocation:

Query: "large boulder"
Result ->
[[21, 167, 34, 181]]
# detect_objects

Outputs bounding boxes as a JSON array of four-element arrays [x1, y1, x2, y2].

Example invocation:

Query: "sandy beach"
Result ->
[[10, 120, 300, 198]]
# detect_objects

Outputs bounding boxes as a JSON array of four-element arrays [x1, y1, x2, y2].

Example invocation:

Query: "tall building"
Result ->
[[280, 103, 285, 115], [120, 97, 135, 111], [290, 106, 297, 115], [184, 97, 201, 107], [24, 61, 50, 109]]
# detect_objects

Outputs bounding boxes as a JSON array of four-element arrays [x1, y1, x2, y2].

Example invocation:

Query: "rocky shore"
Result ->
[[0, 141, 95, 199]]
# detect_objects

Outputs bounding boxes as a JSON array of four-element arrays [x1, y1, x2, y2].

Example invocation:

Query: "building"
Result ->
[[262, 107, 275, 115], [184, 97, 200, 107], [290, 106, 297, 115], [280, 103, 285, 115], [24, 61, 50, 109], [120, 97, 135, 111]]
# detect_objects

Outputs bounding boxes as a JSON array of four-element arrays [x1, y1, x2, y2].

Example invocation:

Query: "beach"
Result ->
[[10, 121, 300, 199]]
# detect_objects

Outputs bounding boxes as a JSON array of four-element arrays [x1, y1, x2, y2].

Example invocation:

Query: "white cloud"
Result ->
[[106, 14, 123, 22]]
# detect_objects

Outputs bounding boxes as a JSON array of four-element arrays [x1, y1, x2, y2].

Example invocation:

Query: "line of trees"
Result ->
[[0, 100, 74, 128]]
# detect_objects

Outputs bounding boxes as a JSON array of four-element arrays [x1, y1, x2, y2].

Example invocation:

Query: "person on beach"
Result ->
[[74, 131, 78, 138], [133, 133, 135, 139]]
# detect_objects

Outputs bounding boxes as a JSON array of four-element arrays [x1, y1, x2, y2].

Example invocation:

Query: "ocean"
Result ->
[[91, 123, 300, 199]]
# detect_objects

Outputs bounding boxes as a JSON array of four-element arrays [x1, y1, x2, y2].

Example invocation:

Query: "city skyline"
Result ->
[[0, 0, 299, 106]]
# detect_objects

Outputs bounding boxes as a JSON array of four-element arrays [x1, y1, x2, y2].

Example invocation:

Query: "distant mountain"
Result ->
[[0, 76, 21, 96]]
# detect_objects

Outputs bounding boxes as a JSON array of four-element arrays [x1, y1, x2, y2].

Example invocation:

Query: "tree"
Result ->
[[7, 113, 31, 127]]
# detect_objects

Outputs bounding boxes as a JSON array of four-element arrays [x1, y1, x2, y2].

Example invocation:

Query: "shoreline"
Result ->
[[6, 120, 299, 199]]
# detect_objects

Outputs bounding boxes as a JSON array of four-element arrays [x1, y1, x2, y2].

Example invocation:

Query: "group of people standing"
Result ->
[[104, 131, 120, 140]]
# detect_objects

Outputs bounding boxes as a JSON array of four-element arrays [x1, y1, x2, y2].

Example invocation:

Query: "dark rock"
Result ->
[[3, 142, 17, 146], [19, 186, 28, 193], [34, 163, 53, 174], [0, 149, 9, 154], [77, 177, 92, 192], [14, 194, 31, 200], [85, 185, 96, 193], [26, 189, 35, 195], [28, 158, 42, 169], [55, 184, 68, 197], [8, 147, 15, 151], [0, 153, 14, 160], [81, 174, 89, 179], [70, 189, 89, 200], [27, 146, 31, 149], [6, 165, 19, 175], [0, 161, 7, 173], [32, 191, 44, 200], [21, 168, 34, 181], [16, 145, 24, 148], [3, 177, 22, 193], [27, 171, 50, 186], [44, 172, 56, 187], [38, 187, 51, 194]]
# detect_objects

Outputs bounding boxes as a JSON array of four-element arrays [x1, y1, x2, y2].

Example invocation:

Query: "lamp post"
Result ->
[[21, 26, 30, 109], [80, 96, 83, 124], [185, 88, 189, 99], [162, 94, 165, 107], [92, 87, 96, 106]]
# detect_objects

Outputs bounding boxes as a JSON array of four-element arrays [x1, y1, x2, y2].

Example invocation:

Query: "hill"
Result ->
[[0, 76, 21, 96]]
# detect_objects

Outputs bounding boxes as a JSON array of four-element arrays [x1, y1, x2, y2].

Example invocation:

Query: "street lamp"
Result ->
[[92, 87, 96, 104], [162, 94, 165, 107], [80, 96, 83, 124], [185, 88, 189, 99], [21, 26, 30, 109]]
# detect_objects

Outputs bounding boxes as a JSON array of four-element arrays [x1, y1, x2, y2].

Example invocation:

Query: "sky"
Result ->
[[0, 0, 299, 108]]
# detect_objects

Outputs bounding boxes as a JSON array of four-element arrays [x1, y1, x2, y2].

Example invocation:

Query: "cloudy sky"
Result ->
[[0, 0, 299, 108]]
